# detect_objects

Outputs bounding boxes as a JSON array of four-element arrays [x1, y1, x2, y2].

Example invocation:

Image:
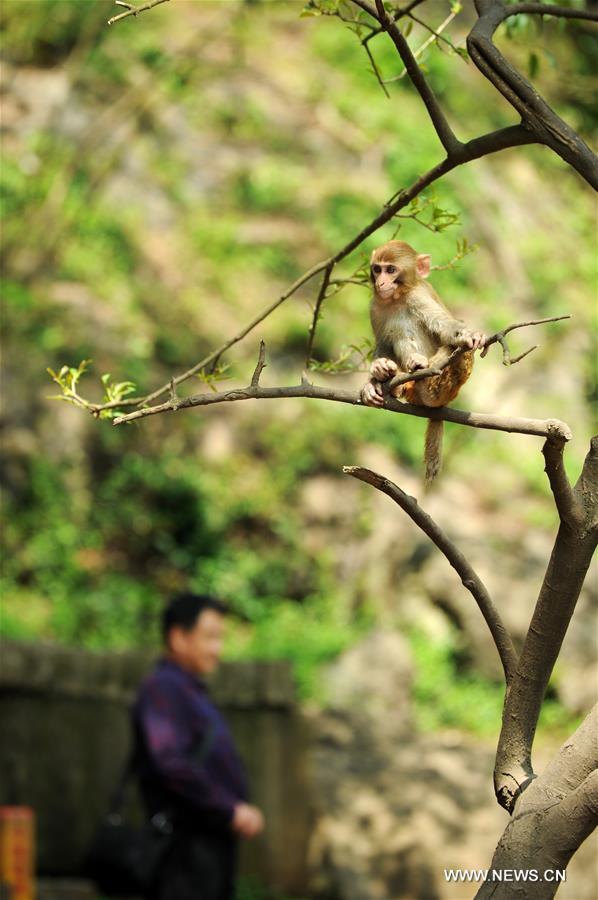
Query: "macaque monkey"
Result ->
[[361, 240, 486, 483]]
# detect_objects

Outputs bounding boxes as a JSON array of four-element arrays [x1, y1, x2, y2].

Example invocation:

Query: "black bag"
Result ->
[[86, 808, 173, 896], [86, 752, 174, 897], [86, 723, 216, 896]]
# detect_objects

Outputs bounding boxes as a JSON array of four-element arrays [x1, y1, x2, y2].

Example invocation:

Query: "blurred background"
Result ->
[[1, 0, 596, 897]]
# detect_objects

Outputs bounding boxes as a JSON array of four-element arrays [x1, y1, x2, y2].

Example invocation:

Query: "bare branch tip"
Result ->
[[508, 345, 537, 365], [546, 419, 573, 443], [250, 342, 267, 388]]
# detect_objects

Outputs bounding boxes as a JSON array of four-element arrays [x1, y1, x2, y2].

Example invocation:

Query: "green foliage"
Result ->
[[409, 629, 580, 737], [47, 358, 93, 406], [46, 360, 137, 418], [308, 339, 371, 374], [226, 594, 373, 702], [100, 373, 137, 410], [0, 0, 101, 65]]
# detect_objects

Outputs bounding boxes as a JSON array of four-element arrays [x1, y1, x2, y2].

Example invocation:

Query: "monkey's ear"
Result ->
[[416, 254, 431, 278]]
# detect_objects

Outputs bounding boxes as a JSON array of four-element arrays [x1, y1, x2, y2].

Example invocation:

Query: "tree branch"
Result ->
[[305, 263, 334, 367], [107, 0, 170, 27], [539, 704, 598, 798], [343, 466, 518, 682], [542, 438, 582, 528], [477, 754, 598, 898], [111, 344, 572, 448], [351, 0, 460, 153], [547, 769, 598, 856], [493, 437, 598, 812], [503, 3, 598, 24], [576, 434, 598, 527], [386, 314, 570, 393], [467, 0, 598, 188], [250, 340, 267, 387]]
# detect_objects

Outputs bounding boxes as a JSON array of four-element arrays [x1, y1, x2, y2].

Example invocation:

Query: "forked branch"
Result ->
[[386, 315, 570, 392], [493, 436, 598, 812]]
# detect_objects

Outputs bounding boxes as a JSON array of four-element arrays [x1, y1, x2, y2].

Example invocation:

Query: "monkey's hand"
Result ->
[[406, 353, 429, 372], [370, 357, 398, 382], [361, 380, 385, 407], [453, 329, 486, 351]]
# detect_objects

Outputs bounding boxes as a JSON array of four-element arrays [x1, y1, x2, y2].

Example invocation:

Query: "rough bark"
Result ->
[[493, 437, 598, 811], [476, 708, 598, 899]]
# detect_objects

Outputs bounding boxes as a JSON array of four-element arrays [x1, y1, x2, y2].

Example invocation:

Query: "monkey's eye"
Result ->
[[372, 265, 381, 275], [386, 266, 397, 274]]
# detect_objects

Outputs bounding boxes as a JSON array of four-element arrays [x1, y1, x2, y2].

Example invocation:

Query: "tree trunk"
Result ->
[[476, 709, 598, 898]]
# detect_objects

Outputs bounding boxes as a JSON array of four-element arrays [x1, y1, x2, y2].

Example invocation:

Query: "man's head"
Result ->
[[162, 592, 228, 676]]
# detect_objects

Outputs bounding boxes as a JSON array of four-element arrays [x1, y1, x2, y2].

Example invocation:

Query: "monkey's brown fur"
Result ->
[[362, 240, 485, 483]]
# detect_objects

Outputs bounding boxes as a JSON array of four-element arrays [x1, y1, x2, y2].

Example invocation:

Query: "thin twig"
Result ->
[[386, 314, 569, 392], [305, 264, 334, 367], [508, 345, 537, 365], [329, 278, 369, 288], [352, 0, 460, 153], [251, 341, 267, 387], [108, 0, 170, 27], [363, 40, 391, 97], [384, 10, 459, 82], [343, 466, 518, 682], [481, 315, 571, 362], [408, 10, 464, 53], [362, 0, 429, 47], [138, 258, 331, 407]]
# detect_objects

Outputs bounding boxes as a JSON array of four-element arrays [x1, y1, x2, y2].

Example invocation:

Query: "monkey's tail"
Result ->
[[424, 419, 443, 486]]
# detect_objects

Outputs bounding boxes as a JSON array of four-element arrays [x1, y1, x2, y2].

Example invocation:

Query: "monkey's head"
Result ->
[[370, 241, 431, 299]]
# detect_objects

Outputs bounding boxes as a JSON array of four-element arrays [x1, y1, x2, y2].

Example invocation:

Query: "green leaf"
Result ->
[[528, 51, 540, 79]]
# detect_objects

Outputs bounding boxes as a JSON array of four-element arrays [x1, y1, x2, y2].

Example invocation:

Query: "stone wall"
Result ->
[[0, 641, 312, 895]]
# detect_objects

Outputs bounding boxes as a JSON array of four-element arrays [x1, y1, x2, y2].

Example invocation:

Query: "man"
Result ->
[[133, 592, 264, 900]]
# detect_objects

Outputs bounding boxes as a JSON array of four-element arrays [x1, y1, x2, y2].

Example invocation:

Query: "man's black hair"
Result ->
[[162, 592, 228, 642]]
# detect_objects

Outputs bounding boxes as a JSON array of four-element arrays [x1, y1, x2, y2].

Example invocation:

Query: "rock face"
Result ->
[[308, 635, 598, 900], [325, 631, 414, 737]]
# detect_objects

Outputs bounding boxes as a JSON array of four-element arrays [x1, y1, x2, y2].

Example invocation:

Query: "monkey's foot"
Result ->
[[406, 353, 429, 372], [361, 380, 385, 407]]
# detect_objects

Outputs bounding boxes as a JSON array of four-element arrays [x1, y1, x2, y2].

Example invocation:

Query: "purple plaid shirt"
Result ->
[[133, 658, 249, 827]]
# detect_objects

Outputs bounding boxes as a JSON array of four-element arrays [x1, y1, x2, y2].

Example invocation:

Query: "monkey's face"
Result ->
[[371, 260, 401, 298]]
